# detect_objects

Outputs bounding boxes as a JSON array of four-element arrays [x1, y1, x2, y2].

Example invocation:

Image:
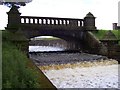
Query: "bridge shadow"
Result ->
[[29, 36, 86, 53]]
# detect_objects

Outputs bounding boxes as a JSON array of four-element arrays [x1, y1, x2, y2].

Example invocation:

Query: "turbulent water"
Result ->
[[41, 63, 119, 88], [29, 46, 119, 88], [29, 52, 108, 66], [29, 46, 64, 52]]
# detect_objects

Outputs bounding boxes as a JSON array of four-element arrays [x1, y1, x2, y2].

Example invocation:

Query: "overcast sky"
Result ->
[[0, 0, 119, 30]]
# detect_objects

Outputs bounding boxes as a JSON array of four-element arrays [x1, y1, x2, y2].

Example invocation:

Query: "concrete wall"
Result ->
[[102, 44, 120, 60], [83, 31, 120, 62], [82, 31, 103, 53]]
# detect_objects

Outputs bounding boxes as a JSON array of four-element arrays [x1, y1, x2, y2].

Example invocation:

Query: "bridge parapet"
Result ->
[[21, 16, 84, 27], [6, 6, 96, 31]]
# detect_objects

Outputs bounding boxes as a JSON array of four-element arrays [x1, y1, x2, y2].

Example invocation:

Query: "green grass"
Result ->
[[92, 30, 120, 45], [2, 41, 41, 88], [112, 30, 120, 39], [92, 30, 120, 40], [2, 30, 56, 88], [92, 30, 107, 40]]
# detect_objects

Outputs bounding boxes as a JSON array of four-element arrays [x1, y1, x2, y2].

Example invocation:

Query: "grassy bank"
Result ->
[[2, 41, 41, 88], [92, 30, 120, 39], [92, 30, 120, 44], [2, 31, 55, 88]]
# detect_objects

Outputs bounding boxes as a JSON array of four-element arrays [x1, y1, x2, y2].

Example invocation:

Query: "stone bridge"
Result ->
[[6, 6, 103, 55]]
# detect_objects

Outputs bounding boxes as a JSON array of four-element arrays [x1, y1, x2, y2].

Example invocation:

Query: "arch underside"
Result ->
[[18, 26, 88, 51]]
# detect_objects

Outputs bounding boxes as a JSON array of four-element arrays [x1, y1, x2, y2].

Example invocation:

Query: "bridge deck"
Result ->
[[20, 23, 85, 31]]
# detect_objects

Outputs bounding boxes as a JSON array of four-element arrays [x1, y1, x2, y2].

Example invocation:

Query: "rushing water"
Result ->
[[29, 46, 119, 88], [29, 46, 65, 52]]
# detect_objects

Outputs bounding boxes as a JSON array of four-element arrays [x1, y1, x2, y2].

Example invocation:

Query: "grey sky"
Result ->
[[0, 0, 119, 30]]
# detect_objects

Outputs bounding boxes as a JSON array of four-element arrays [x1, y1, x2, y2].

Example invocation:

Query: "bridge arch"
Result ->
[[6, 6, 100, 55], [29, 35, 85, 52]]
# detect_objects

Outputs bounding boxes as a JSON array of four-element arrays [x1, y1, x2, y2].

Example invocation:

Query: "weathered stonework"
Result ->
[[6, 6, 99, 54], [6, 5, 120, 63]]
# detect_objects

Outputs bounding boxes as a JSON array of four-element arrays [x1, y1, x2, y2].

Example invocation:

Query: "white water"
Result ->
[[29, 46, 64, 52], [29, 46, 119, 88], [42, 64, 119, 88]]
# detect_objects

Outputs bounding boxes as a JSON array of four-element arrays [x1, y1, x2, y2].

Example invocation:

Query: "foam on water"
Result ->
[[40, 60, 119, 88], [29, 46, 64, 52]]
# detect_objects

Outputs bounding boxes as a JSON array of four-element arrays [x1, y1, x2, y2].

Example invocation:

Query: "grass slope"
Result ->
[[92, 30, 120, 40], [2, 41, 41, 88], [92, 30, 120, 45], [2, 31, 56, 88]]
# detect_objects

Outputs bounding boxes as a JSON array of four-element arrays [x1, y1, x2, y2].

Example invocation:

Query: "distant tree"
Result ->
[[0, 0, 32, 8]]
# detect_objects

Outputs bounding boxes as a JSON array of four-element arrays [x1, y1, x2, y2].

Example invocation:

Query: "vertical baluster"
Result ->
[[33, 18, 35, 24], [67, 20, 70, 25], [41, 19, 43, 24], [55, 19, 57, 25], [35, 19, 37, 24], [48, 19, 50, 25], [37, 18, 39, 24], [24, 18, 26, 23], [28, 18, 30, 24], [52, 19, 54, 25], [63, 20, 65, 25], [43, 19, 46, 24], [63, 20, 66, 25], [61, 20, 63, 25], [26, 18, 29, 23], [49, 19, 52, 25], [34, 19, 36, 24], [30, 18, 31, 23], [44, 19, 46, 24], [77, 21, 79, 26], [82, 21, 83, 26], [54, 20, 57, 25], [58, 20, 60, 25], [39, 19, 41, 24], [80, 21, 82, 26], [46, 19, 49, 25], [53, 19, 55, 25], [59, 20, 62, 25], [30, 18, 33, 24], [21, 18, 24, 23], [46, 19, 47, 24]]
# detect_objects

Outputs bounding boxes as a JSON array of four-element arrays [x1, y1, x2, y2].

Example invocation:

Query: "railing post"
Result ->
[[69, 20, 77, 26], [80, 21, 82, 26], [33, 18, 35, 24], [37, 18, 39, 24], [58, 20, 60, 25], [46, 19, 49, 25], [26, 18, 29, 23], [41, 19, 43, 24], [49, 19, 52, 25], [24, 18, 26, 23], [6, 5, 21, 31]]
